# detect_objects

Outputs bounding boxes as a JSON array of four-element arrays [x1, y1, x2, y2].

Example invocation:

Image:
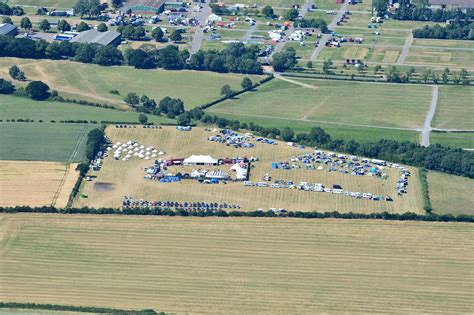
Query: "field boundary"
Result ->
[[0, 302, 162, 315], [1, 206, 472, 222]]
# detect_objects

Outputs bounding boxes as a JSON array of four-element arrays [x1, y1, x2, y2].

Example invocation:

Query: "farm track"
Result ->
[[421, 85, 439, 147], [0, 215, 472, 314]]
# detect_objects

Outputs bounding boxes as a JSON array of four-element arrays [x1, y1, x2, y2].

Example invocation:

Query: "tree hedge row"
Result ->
[[0, 206, 472, 222], [0, 302, 161, 315], [393, 0, 474, 22]]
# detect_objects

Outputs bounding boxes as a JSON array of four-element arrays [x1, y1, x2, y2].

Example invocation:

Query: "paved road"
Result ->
[[397, 33, 413, 65], [242, 23, 257, 42], [190, 0, 211, 54], [421, 85, 439, 147], [310, 2, 348, 61], [272, 0, 314, 54]]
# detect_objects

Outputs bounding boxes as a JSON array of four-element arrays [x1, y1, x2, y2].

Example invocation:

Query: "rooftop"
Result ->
[[0, 23, 17, 36], [428, 0, 474, 8], [70, 29, 121, 46]]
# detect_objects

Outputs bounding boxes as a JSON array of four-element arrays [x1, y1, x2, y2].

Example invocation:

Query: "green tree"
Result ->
[[421, 69, 431, 83], [281, 127, 295, 141], [76, 21, 90, 32], [459, 68, 470, 85], [97, 22, 107, 32], [169, 29, 183, 42], [322, 59, 333, 74], [124, 92, 140, 107], [20, 17, 32, 30], [241, 77, 253, 90], [39, 19, 51, 32], [306, 61, 313, 69], [9, 65, 26, 81], [75, 44, 97, 63], [373, 0, 389, 17], [2, 16, 12, 24], [138, 113, 148, 124], [284, 8, 299, 21], [111, 0, 124, 8], [26, 81, 50, 100], [0, 79, 15, 95], [93, 46, 123, 66], [373, 64, 382, 74], [220, 84, 234, 97], [177, 112, 191, 126], [271, 47, 297, 72], [57, 19, 71, 32], [151, 27, 164, 42], [262, 5, 275, 18]]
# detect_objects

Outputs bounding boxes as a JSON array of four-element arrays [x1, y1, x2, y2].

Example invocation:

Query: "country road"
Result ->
[[421, 85, 439, 147], [310, 2, 348, 61], [190, 0, 211, 54], [397, 33, 413, 65]]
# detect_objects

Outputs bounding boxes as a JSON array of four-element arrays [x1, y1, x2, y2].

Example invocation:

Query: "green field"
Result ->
[[1, 214, 472, 314], [405, 47, 474, 69], [432, 86, 474, 130], [0, 95, 174, 124], [6, 0, 77, 8], [427, 171, 474, 215], [0, 58, 259, 109], [0, 123, 94, 162], [430, 132, 474, 149], [209, 78, 431, 129]]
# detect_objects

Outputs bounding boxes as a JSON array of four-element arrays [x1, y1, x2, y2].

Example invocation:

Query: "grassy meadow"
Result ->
[[6, 0, 77, 8], [0, 58, 261, 109], [0, 94, 174, 124], [75, 126, 424, 213], [0, 123, 93, 162], [209, 78, 431, 129], [0, 161, 78, 208], [430, 132, 474, 149], [432, 86, 474, 130], [427, 171, 474, 215], [0, 214, 472, 314]]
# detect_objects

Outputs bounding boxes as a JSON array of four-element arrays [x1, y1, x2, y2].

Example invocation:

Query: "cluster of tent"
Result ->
[[110, 141, 165, 161]]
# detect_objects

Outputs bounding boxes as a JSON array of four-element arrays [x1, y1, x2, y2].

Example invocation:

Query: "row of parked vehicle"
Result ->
[[122, 196, 240, 210]]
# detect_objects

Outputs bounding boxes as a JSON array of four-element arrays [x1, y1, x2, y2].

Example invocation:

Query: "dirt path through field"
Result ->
[[420, 85, 438, 147]]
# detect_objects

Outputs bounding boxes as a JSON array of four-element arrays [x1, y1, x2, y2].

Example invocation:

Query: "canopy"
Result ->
[[184, 155, 218, 166]]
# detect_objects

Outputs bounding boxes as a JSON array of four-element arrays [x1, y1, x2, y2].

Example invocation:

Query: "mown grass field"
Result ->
[[0, 161, 78, 208], [0, 123, 93, 162], [0, 94, 174, 125], [6, 0, 77, 8], [430, 132, 474, 149], [75, 126, 423, 213], [0, 58, 260, 109], [208, 111, 421, 143], [432, 86, 474, 130], [427, 171, 474, 215], [1, 214, 472, 314], [405, 47, 474, 69], [209, 78, 431, 129]]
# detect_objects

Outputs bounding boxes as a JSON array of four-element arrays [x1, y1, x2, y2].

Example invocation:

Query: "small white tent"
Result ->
[[230, 163, 247, 180], [184, 155, 218, 166]]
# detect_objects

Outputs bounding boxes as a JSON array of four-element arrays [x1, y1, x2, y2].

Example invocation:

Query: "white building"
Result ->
[[183, 155, 219, 166]]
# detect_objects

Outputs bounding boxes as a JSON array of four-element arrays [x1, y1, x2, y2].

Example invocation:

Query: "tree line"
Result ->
[[412, 22, 474, 40], [0, 302, 161, 315], [0, 36, 262, 74], [0, 206, 472, 222], [293, 19, 328, 32], [392, 0, 474, 22]]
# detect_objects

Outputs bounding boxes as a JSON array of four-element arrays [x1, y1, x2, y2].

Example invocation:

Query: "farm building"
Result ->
[[183, 155, 219, 166], [0, 23, 17, 36], [71, 30, 122, 46]]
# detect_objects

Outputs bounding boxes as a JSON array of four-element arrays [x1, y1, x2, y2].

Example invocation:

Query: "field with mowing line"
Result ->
[[412, 38, 474, 49], [209, 78, 431, 129], [1, 214, 473, 314], [430, 132, 474, 149], [0, 161, 78, 208], [209, 111, 421, 143], [427, 171, 474, 215], [0, 58, 260, 109], [75, 126, 423, 213], [0, 95, 175, 124], [431, 86, 474, 130], [318, 45, 402, 63], [6, 0, 77, 8], [0, 123, 94, 162], [405, 47, 474, 69], [284, 41, 316, 59]]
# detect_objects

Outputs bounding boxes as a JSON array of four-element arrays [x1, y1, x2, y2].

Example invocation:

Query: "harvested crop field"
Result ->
[[74, 126, 423, 213], [0, 161, 78, 208], [0, 214, 472, 314]]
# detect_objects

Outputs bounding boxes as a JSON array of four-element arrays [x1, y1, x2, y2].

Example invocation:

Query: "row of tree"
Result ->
[[392, 0, 474, 22], [85, 127, 106, 160], [385, 65, 470, 85], [1, 206, 473, 222], [0, 36, 263, 75], [293, 18, 328, 32], [0, 77, 51, 100], [412, 22, 474, 40], [0, 2, 24, 16]]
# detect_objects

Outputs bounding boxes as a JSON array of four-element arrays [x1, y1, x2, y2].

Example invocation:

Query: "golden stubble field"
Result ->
[[0, 161, 78, 208], [0, 214, 472, 314], [74, 126, 424, 213]]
